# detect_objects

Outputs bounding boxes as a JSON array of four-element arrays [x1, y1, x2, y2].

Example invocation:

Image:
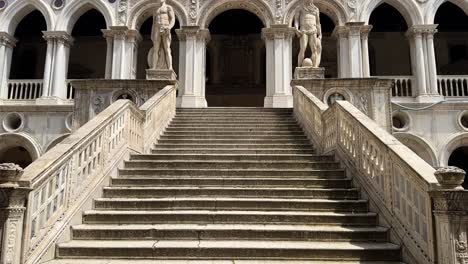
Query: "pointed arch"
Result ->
[[359, 0, 423, 26], [129, 0, 188, 30], [198, 0, 275, 28], [426, 0, 468, 24], [0, 0, 54, 35], [56, 0, 114, 33], [283, 0, 347, 26]]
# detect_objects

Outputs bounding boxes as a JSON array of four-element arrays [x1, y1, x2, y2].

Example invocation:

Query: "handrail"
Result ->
[[293, 85, 438, 264], [2, 85, 177, 264]]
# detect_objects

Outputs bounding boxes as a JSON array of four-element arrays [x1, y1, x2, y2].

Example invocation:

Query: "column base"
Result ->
[[146, 69, 177, 80], [294, 67, 325, 80], [264, 95, 293, 108], [36, 96, 68, 105], [416, 94, 445, 103], [177, 95, 207, 108]]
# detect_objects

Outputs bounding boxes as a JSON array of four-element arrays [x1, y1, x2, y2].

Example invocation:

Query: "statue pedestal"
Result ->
[[146, 69, 177, 80], [294, 67, 325, 79]]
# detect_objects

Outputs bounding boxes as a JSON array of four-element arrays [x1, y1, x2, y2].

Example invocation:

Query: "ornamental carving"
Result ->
[[118, 0, 128, 25], [456, 232, 468, 264]]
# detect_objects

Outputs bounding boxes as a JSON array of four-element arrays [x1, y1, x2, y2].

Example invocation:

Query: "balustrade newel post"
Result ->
[[0, 164, 31, 264], [431, 167, 468, 264]]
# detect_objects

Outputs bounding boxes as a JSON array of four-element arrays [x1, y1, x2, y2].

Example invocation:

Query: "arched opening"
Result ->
[[136, 17, 180, 79], [68, 9, 107, 79], [448, 146, 468, 188], [0, 146, 33, 169], [434, 2, 468, 75], [368, 3, 411, 76], [9, 10, 47, 80], [206, 9, 265, 107], [292, 13, 336, 78]]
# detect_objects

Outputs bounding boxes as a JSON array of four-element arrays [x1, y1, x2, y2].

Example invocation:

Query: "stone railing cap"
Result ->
[[434, 166, 466, 190]]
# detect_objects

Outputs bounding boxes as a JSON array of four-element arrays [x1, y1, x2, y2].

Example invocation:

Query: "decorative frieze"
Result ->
[[261, 24, 295, 40]]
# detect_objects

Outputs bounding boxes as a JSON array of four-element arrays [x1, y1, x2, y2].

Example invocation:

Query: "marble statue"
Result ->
[[149, 0, 175, 70], [294, 0, 322, 68]]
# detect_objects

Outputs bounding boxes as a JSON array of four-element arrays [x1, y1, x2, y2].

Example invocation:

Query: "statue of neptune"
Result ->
[[294, 0, 322, 68], [149, 0, 175, 70]]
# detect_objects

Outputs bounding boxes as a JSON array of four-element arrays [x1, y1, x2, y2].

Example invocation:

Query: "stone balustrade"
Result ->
[[437, 75, 468, 98], [385, 76, 414, 97], [7, 80, 43, 100], [0, 85, 176, 264], [293, 85, 468, 264]]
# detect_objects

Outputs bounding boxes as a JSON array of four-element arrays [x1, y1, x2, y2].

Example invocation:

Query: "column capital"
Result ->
[[345, 22, 366, 36], [360, 25, 373, 40], [102, 26, 136, 40], [332, 26, 348, 39], [406, 25, 438, 38], [261, 24, 295, 40], [176, 26, 210, 42], [42, 31, 74, 47], [0, 32, 17, 48]]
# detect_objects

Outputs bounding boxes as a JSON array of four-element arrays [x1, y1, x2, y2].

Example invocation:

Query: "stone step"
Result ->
[[164, 131, 305, 135], [168, 124, 302, 128], [150, 148, 316, 155], [82, 210, 377, 226], [71, 224, 387, 241], [56, 240, 399, 260], [123, 160, 341, 170], [170, 120, 299, 125], [130, 154, 331, 162], [46, 260, 406, 264], [176, 108, 293, 112], [157, 139, 311, 144], [118, 168, 346, 178], [173, 116, 295, 120], [160, 135, 308, 140], [94, 197, 367, 212], [102, 187, 359, 199], [165, 127, 304, 132], [110, 177, 350, 188], [153, 144, 313, 149]]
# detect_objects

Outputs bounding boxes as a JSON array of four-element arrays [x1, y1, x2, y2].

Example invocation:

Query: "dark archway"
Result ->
[[137, 18, 180, 79], [448, 146, 468, 189], [206, 9, 265, 107], [369, 3, 411, 76], [434, 2, 468, 75], [9, 10, 47, 80], [0, 146, 33, 169], [292, 13, 336, 78], [68, 9, 107, 79]]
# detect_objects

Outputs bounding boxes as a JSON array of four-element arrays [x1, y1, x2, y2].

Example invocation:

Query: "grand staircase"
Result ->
[[49, 108, 403, 263]]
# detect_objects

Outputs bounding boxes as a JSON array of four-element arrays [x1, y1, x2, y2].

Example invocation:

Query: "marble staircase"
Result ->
[[48, 108, 404, 263]]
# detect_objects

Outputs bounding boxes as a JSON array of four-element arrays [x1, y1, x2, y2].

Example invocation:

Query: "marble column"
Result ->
[[0, 32, 16, 100], [346, 22, 365, 78], [423, 25, 440, 96], [176, 26, 210, 108], [262, 25, 295, 108], [102, 26, 140, 80], [360, 25, 373, 78], [406, 26, 428, 100], [332, 26, 349, 78], [40, 31, 74, 102]]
